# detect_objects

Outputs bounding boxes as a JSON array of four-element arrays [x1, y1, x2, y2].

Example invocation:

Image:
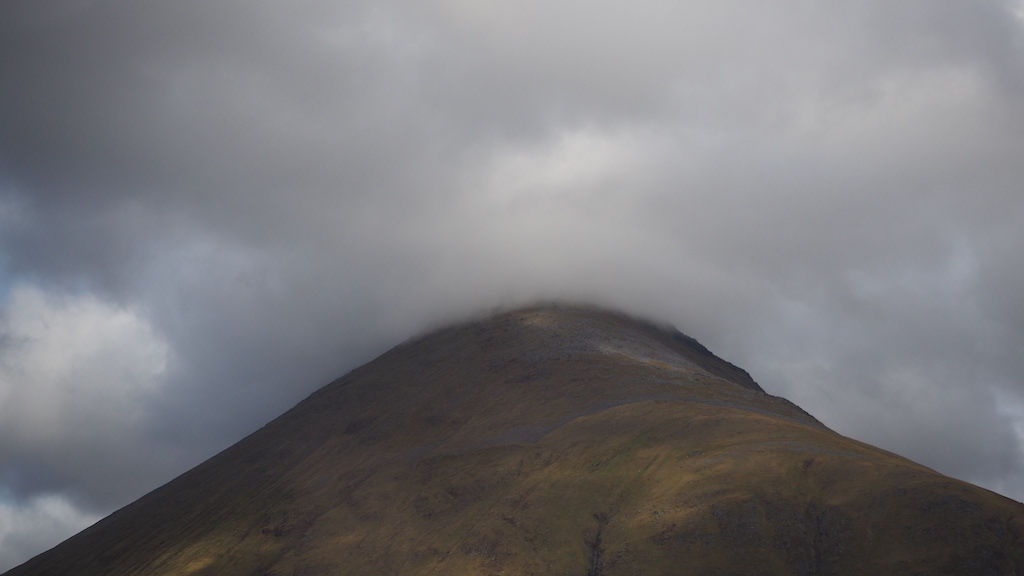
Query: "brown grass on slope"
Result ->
[[7, 304, 1023, 576]]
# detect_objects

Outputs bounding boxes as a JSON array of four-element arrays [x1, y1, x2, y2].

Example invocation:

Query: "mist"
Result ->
[[2, 0, 1023, 568]]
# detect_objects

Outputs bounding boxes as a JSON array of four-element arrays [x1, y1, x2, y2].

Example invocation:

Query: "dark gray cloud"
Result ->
[[1, 0, 1024, 569]]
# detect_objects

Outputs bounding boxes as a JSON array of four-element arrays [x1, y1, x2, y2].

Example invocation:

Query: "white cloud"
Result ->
[[0, 285, 171, 512], [474, 127, 666, 208], [0, 285, 168, 446], [0, 493, 101, 572], [1013, 0, 1024, 22]]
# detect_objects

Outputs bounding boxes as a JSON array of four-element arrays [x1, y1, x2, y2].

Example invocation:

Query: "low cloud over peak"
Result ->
[[2, 0, 1024, 569]]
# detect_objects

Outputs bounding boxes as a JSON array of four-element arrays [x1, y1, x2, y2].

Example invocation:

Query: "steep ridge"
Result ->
[[6, 304, 1023, 575]]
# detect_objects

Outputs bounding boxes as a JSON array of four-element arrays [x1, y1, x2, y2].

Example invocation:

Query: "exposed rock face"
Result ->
[[6, 304, 1024, 575]]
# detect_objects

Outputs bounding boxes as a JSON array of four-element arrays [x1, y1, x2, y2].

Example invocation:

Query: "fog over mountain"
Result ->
[[1, 0, 1024, 570], [8, 305, 1023, 576]]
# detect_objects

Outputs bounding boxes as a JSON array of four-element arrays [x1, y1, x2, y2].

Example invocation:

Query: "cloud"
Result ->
[[0, 493, 101, 571], [744, 277, 1024, 500], [0, 285, 169, 507], [1, 0, 1024, 567]]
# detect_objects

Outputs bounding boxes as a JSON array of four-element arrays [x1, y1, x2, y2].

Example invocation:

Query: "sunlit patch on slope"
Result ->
[[592, 339, 700, 376]]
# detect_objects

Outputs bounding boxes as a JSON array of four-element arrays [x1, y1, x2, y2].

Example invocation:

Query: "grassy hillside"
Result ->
[[7, 305, 1023, 575]]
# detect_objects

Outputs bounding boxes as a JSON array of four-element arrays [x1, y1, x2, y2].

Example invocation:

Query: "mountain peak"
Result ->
[[7, 304, 1023, 576], [407, 303, 763, 390], [296, 303, 820, 455]]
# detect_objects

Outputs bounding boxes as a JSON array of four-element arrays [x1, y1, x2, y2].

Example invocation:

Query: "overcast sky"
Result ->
[[2, 0, 1024, 569]]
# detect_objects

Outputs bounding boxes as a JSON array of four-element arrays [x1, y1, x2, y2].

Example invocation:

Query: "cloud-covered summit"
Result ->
[[2, 0, 1023, 569]]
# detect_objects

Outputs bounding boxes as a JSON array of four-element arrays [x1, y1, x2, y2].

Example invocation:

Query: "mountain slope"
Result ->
[[7, 304, 1024, 575]]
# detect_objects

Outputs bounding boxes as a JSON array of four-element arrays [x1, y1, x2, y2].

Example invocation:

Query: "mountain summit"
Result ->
[[7, 304, 1023, 575]]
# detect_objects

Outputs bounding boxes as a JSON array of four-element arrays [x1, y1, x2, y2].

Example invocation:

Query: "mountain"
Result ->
[[6, 304, 1023, 575]]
